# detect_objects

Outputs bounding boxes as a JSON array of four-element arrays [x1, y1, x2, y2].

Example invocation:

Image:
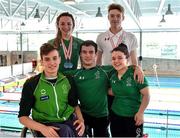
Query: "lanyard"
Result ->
[[61, 36, 73, 60], [108, 31, 124, 49]]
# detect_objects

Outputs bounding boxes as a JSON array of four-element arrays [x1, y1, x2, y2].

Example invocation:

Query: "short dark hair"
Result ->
[[111, 43, 129, 59], [40, 43, 59, 59], [108, 3, 124, 15], [79, 40, 97, 54]]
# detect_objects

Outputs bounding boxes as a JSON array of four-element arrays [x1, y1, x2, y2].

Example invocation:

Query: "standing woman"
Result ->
[[48, 12, 83, 72], [110, 43, 150, 137]]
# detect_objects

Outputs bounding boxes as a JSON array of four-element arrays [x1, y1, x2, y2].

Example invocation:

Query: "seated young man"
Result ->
[[18, 43, 85, 137]]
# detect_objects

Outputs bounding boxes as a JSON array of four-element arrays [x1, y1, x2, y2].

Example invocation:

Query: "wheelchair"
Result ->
[[20, 127, 38, 138], [21, 126, 90, 137]]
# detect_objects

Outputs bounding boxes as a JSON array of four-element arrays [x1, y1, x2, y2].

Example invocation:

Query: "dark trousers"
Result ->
[[82, 112, 109, 137], [108, 95, 114, 115], [36, 113, 79, 137], [110, 111, 143, 137]]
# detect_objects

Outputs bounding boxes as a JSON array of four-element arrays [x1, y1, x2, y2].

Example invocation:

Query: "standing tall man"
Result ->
[[96, 3, 144, 110], [96, 3, 143, 81]]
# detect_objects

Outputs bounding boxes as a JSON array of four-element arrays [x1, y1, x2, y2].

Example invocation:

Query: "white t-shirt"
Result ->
[[96, 29, 138, 65]]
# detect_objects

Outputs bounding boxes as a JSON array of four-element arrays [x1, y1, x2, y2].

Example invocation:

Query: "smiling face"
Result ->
[[108, 9, 124, 30], [58, 16, 74, 38], [41, 50, 60, 77], [80, 45, 97, 68], [111, 50, 127, 71]]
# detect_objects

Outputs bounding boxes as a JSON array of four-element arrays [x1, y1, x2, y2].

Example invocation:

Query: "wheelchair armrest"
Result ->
[[20, 126, 38, 138]]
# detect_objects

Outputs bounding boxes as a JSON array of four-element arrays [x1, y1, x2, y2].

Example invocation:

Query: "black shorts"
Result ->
[[82, 112, 110, 137], [110, 111, 143, 137]]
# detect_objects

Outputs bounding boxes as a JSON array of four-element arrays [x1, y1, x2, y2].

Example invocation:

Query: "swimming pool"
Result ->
[[144, 109, 180, 138], [146, 76, 180, 88], [144, 76, 180, 138]]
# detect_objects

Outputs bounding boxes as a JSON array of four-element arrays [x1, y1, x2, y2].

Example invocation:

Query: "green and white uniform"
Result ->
[[110, 66, 148, 117], [48, 37, 83, 72], [18, 72, 77, 123], [67, 66, 114, 118], [65, 66, 114, 137]]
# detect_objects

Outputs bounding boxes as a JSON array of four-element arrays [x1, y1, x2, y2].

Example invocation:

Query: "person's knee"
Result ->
[[58, 124, 75, 137]]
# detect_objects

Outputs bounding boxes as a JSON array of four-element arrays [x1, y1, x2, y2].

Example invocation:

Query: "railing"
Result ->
[[152, 64, 160, 88], [144, 109, 180, 138]]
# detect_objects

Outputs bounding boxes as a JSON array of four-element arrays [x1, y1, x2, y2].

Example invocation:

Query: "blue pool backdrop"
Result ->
[[146, 76, 180, 88]]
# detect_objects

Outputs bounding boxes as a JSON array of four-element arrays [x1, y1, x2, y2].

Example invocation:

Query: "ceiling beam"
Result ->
[[0, 18, 10, 29], [40, 7, 50, 21], [50, 10, 58, 24], [29, 0, 90, 17], [8, 0, 12, 16], [12, 0, 25, 17], [67, 5, 89, 16], [48, 9, 50, 24], [25, 0, 28, 20], [47, 9, 58, 24], [0, 1, 10, 16], [28, 3, 39, 18], [120, 0, 142, 30], [157, 0, 166, 15]]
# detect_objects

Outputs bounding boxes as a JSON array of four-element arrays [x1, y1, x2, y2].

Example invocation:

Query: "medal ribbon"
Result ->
[[109, 31, 124, 49], [61, 36, 73, 61]]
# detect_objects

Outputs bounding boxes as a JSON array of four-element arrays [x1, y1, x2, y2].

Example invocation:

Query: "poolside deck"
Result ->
[[0, 93, 21, 102], [147, 88, 180, 111]]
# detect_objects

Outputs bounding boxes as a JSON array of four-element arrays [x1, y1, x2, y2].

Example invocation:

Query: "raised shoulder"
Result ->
[[96, 65, 114, 79], [73, 36, 84, 44], [23, 74, 41, 89], [124, 31, 136, 39], [103, 65, 116, 78], [97, 31, 109, 41], [47, 38, 55, 45], [73, 68, 84, 77]]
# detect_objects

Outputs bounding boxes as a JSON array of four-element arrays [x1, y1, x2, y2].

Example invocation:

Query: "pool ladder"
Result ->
[[153, 64, 160, 88]]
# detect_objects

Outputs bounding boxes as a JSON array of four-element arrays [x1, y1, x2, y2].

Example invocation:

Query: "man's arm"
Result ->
[[108, 88, 114, 96], [66, 75, 85, 136], [74, 106, 85, 136], [130, 50, 144, 83], [19, 116, 59, 137], [130, 50, 138, 66], [74, 106, 84, 123], [96, 50, 103, 65]]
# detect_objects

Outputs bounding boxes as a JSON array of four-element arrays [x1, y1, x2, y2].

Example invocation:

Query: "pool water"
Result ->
[[146, 76, 180, 88], [144, 109, 180, 138]]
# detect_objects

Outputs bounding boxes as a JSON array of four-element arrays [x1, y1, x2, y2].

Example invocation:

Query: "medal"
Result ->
[[61, 36, 73, 69], [108, 30, 124, 49], [64, 60, 73, 69]]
